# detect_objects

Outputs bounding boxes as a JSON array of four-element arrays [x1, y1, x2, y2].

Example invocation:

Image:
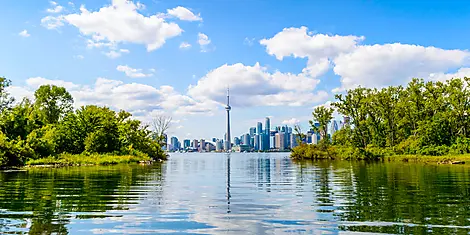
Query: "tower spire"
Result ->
[[225, 86, 231, 151]]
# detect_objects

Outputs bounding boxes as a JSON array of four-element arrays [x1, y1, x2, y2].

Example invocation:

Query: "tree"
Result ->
[[0, 77, 14, 113], [309, 106, 334, 143], [34, 85, 73, 124], [294, 124, 306, 146], [151, 115, 172, 147]]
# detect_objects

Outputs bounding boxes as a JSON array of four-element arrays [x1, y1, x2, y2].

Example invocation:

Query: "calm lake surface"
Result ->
[[1, 153, 470, 234]]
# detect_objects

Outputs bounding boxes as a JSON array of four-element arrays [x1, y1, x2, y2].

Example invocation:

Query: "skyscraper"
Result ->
[[330, 120, 339, 138], [183, 139, 190, 149], [257, 122, 263, 135], [225, 88, 232, 151], [265, 117, 271, 149], [200, 139, 206, 152], [254, 134, 260, 151], [249, 127, 256, 137]]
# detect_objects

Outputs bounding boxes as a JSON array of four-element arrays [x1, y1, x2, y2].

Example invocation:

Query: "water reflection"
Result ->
[[0, 154, 469, 234]]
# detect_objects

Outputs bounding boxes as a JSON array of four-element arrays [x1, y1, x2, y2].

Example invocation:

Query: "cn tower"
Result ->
[[225, 88, 231, 151]]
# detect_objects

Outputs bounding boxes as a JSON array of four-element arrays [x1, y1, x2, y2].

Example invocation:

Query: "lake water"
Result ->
[[1, 153, 470, 234]]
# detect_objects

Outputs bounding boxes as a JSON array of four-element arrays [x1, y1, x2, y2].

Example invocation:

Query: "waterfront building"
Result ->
[[254, 134, 260, 150], [275, 132, 285, 150], [249, 127, 256, 137], [270, 136, 275, 149], [290, 134, 299, 148], [260, 133, 267, 151], [200, 139, 206, 152], [170, 136, 179, 151], [257, 122, 263, 135], [215, 139, 223, 152], [243, 134, 250, 147], [192, 139, 199, 150], [330, 120, 339, 138], [234, 137, 241, 146], [183, 139, 190, 149]]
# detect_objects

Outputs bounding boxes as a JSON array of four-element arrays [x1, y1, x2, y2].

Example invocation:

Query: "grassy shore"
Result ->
[[25, 153, 153, 167], [291, 144, 469, 164], [383, 154, 470, 164]]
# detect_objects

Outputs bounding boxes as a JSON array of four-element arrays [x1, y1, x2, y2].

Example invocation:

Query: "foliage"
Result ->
[[0, 77, 14, 113], [0, 79, 166, 167], [34, 85, 73, 124], [293, 77, 470, 159], [26, 153, 151, 166]]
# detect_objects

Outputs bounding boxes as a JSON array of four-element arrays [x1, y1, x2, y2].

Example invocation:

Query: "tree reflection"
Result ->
[[0, 164, 165, 234]]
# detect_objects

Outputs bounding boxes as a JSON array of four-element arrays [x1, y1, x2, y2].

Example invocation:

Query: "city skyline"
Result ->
[[3, 0, 470, 140]]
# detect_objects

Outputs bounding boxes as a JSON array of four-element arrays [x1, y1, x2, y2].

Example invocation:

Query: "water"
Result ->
[[1, 153, 470, 234]]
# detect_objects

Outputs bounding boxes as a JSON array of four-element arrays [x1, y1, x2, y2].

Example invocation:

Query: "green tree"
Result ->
[[309, 106, 334, 143], [34, 85, 73, 124], [0, 77, 14, 114]]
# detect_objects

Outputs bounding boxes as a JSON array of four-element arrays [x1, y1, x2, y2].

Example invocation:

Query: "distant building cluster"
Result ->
[[165, 116, 350, 153]]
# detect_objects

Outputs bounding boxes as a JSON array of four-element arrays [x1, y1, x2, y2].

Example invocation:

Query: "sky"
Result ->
[[2, 0, 470, 141]]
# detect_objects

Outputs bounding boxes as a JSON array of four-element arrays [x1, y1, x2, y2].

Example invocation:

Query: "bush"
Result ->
[[449, 137, 470, 154]]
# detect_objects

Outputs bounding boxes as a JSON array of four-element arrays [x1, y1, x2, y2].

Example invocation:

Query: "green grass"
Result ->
[[26, 153, 152, 167], [383, 154, 470, 163]]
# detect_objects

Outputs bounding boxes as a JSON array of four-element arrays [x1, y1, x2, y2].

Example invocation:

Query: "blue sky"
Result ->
[[2, 0, 470, 141]]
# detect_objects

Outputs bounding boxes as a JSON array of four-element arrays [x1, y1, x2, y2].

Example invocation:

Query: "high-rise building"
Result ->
[[270, 135, 275, 148], [234, 137, 241, 146], [257, 122, 263, 135], [275, 132, 285, 150], [170, 136, 179, 151], [260, 133, 267, 151], [192, 139, 199, 150], [225, 88, 232, 151], [290, 134, 299, 148], [243, 134, 250, 147], [200, 139, 206, 152], [215, 139, 223, 152], [183, 139, 190, 149], [330, 120, 339, 138], [254, 134, 260, 151], [265, 117, 270, 134], [249, 127, 256, 137]]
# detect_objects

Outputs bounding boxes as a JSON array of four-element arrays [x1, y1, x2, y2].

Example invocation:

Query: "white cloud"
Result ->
[[282, 118, 300, 125], [40, 15, 65, 29], [18, 30, 30, 37], [260, 26, 470, 92], [179, 42, 191, 49], [62, 0, 182, 51], [74, 55, 84, 59], [117, 65, 153, 78], [260, 26, 363, 78], [104, 49, 130, 59], [187, 62, 327, 107], [198, 33, 211, 52], [332, 43, 469, 92], [429, 68, 470, 82], [166, 6, 202, 21], [9, 77, 216, 119], [47, 1, 64, 13]]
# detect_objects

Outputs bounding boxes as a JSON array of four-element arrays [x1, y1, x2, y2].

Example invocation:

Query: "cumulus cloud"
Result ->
[[429, 68, 470, 82], [18, 30, 30, 37], [117, 65, 153, 78], [47, 1, 64, 13], [44, 0, 182, 52], [166, 6, 202, 21], [332, 43, 469, 92], [8, 77, 217, 119], [198, 33, 211, 52], [260, 26, 470, 92], [179, 42, 191, 49], [187, 62, 327, 107], [40, 15, 65, 29], [282, 118, 300, 125]]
